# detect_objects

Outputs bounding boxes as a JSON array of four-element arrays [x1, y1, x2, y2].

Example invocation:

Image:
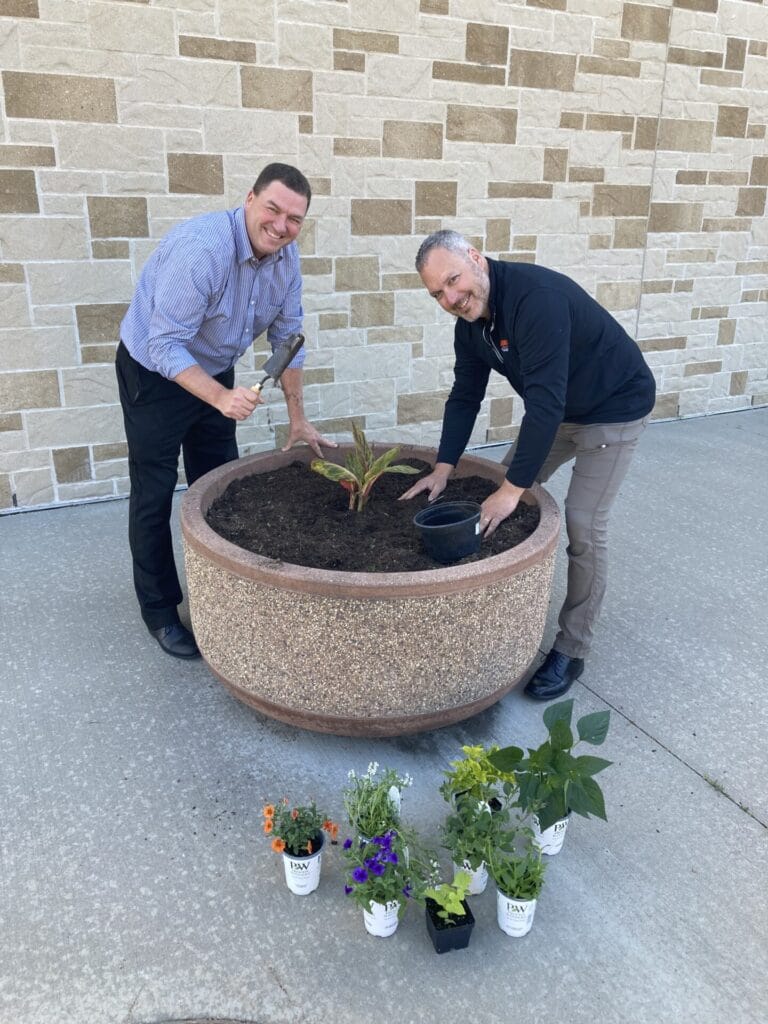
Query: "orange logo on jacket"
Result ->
[[499, 338, 509, 351]]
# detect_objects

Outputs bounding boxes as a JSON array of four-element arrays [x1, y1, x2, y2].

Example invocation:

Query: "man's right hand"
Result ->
[[215, 386, 263, 421], [399, 462, 453, 502]]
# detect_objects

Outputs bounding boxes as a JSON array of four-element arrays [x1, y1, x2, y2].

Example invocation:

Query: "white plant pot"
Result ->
[[496, 890, 537, 937], [453, 859, 488, 895], [363, 899, 401, 937], [532, 813, 570, 855], [282, 834, 323, 895]]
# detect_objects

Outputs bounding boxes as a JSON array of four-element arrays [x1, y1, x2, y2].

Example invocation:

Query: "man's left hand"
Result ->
[[479, 480, 525, 537], [281, 418, 338, 458]]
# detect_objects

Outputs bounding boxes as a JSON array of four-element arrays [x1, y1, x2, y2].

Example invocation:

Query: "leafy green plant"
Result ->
[[343, 762, 411, 839], [440, 794, 514, 871], [262, 799, 338, 857], [310, 422, 420, 511], [439, 744, 517, 806], [424, 870, 472, 925], [342, 830, 416, 918], [487, 698, 612, 832], [488, 847, 546, 902]]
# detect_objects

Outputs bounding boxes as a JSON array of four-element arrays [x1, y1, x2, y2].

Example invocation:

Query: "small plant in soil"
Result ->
[[263, 799, 338, 857], [488, 845, 546, 902], [424, 871, 473, 926], [311, 422, 420, 511]]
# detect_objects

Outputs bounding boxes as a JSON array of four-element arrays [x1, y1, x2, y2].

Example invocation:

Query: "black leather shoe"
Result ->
[[524, 649, 584, 701], [149, 623, 201, 660]]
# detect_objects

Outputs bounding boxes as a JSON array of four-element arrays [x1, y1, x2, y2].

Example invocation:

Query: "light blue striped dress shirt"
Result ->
[[120, 204, 305, 380]]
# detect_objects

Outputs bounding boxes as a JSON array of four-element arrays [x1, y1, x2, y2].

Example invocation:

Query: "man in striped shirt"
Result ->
[[116, 163, 336, 659]]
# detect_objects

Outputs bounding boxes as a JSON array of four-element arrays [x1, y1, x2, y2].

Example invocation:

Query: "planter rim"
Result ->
[[181, 443, 560, 599]]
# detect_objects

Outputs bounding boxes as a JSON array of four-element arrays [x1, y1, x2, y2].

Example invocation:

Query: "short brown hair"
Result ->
[[252, 163, 311, 211]]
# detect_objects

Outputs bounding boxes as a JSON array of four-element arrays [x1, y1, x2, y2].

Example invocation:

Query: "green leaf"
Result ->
[[487, 745, 524, 773], [572, 755, 612, 777], [577, 710, 611, 746], [543, 699, 573, 733], [383, 464, 421, 476], [569, 776, 607, 820], [549, 720, 573, 752], [536, 795, 568, 832], [310, 460, 359, 485]]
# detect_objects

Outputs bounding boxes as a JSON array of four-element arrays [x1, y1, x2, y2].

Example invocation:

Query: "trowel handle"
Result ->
[[251, 379, 266, 394]]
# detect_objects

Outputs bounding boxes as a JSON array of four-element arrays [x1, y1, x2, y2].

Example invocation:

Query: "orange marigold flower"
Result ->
[[263, 819, 273, 834], [329, 823, 339, 841], [262, 804, 275, 819], [290, 809, 299, 820], [271, 838, 286, 854]]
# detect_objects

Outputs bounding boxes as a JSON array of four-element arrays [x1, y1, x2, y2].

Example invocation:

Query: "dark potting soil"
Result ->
[[205, 459, 540, 573]]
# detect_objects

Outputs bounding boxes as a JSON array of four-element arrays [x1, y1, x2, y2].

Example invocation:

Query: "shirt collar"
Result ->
[[233, 205, 284, 267]]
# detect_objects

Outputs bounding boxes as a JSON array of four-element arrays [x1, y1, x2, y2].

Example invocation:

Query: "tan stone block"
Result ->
[[652, 393, 678, 419], [446, 104, 517, 145], [613, 219, 647, 249], [586, 114, 635, 134], [57, 124, 166, 173], [241, 67, 312, 112], [93, 441, 127, 461], [0, 370, 59, 413], [578, 56, 640, 78], [333, 29, 398, 54], [0, 285, 31, 328], [0, 413, 22, 432], [397, 391, 449, 424], [420, 0, 448, 13], [648, 203, 703, 233], [749, 41, 768, 57], [300, 257, 332, 276], [383, 121, 443, 160], [81, 344, 117, 364], [92, 241, 130, 260], [299, 116, 313, 134], [274, 416, 362, 448], [752, 394, 768, 407], [486, 219, 510, 252], [697, 306, 728, 320], [350, 292, 394, 328], [0, 169, 39, 214], [490, 396, 514, 427], [569, 167, 604, 183], [89, 2, 175, 54], [513, 236, 537, 251], [303, 367, 335, 386], [0, 264, 24, 283], [736, 188, 766, 217], [87, 197, 148, 239], [639, 336, 686, 352], [725, 38, 747, 72], [672, 0, 717, 10], [657, 118, 712, 152], [433, 62, 505, 86], [676, 171, 707, 185], [0, 145, 54, 167], [634, 117, 659, 150], [415, 218, 442, 234], [334, 138, 380, 158], [76, 304, 129, 345], [367, 327, 422, 345], [167, 153, 224, 195], [489, 183, 552, 200], [595, 281, 641, 310], [668, 47, 722, 68], [415, 180, 457, 217], [527, 0, 566, 9], [560, 112, 583, 130], [62, 365, 116, 406], [0, 216, 88, 260], [621, 3, 670, 43], [709, 171, 748, 185], [749, 157, 768, 186], [701, 69, 743, 87], [466, 23, 509, 66], [334, 51, 365, 72], [2, 0, 39, 16], [179, 35, 256, 63], [3, 71, 117, 123], [729, 371, 748, 396], [27, 260, 133, 305], [11, 468, 54, 508], [53, 446, 91, 483], [702, 218, 750, 232], [593, 185, 651, 218], [319, 312, 348, 330], [735, 260, 768, 275], [543, 148, 568, 181], [26, 405, 124, 447], [0, 326, 77, 370], [509, 49, 576, 92], [352, 199, 411, 235], [674, 280, 694, 293], [642, 281, 673, 294], [666, 249, 715, 263], [589, 234, 612, 250], [716, 106, 749, 139], [335, 256, 380, 292], [684, 360, 722, 376]]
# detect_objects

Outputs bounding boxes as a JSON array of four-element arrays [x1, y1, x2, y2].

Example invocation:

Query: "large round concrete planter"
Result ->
[[180, 444, 560, 737]]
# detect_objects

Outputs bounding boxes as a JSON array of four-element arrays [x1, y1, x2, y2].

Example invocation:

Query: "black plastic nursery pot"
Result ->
[[425, 899, 476, 954], [413, 501, 482, 563]]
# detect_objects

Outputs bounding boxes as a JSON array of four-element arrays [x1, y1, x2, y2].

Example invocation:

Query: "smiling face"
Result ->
[[244, 180, 308, 259], [419, 246, 491, 322]]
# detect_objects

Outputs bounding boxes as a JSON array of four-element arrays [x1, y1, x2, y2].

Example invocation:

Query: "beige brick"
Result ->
[[382, 273, 422, 290], [57, 124, 166, 174], [303, 367, 335, 386], [0, 145, 55, 167], [578, 56, 641, 78], [543, 148, 568, 181], [702, 218, 751, 232], [333, 29, 398, 53], [433, 62, 505, 86], [415, 180, 457, 217], [420, 0, 449, 12], [334, 138, 380, 158], [657, 118, 712, 152], [749, 157, 768, 185], [684, 360, 722, 376], [351, 199, 411, 235], [716, 106, 749, 138], [676, 171, 707, 185], [595, 281, 640, 310], [27, 261, 133, 306], [697, 306, 728, 320], [299, 116, 313, 134], [642, 280, 672, 294], [93, 442, 128, 462], [593, 185, 651, 218], [589, 234, 612, 250], [241, 67, 312, 112], [179, 35, 256, 63], [3, 71, 117, 123], [527, 0, 567, 10], [0, 474, 13, 509], [486, 219, 510, 252], [300, 257, 332, 275], [26, 405, 124, 448], [350, 292, 394, 327], [674, 280, 693, 293], [0, 169, 39, 214], [92, 241, 129, 260], [11, 468, 54, 507], [709, 171, 748, 186], [614, 219, 648, 249], [319, 312, 348, 331], [668, 47, 722, 68], [634, 117, 659, 150], [701, 70, 743, 88], [334, 51, 365, 73], [62, 365, 116, 406], [569, 167, 604, 183], [639, 336, 687, 352], [729, 371, 748, 396], [383, 121, 443, 160], [53, 446, 91, 483], [274, 416, 363, 448], [488, 183, 552, 199], [335, 256, 380, 292], [0, 413, 23, 432], [490, 396, 514, 427], [447, 105, 517, 145], [725, 38, 747, 72], [652, 393, 678, 419], [87, 197, 148, 239], [509, 49, 576, 91], [81, 344, 117, 364], [648, 203, 704, 233], [0, 264, 24, 284], [0, 326, 77, 371], [76, 304, 127, 343], [513, 236, 537, 251], [168, 153, 224, 194], [466, 23, 509, 66], [0, 370, 60, 413], [586, 114, 634, 134], [736, 188, 766, 217], [749, 41, 768, 57], [672, 0, 717, 10], [621, 3, 670, 43], [1, 215, 90, 261], [560, 112, 583, 130], [1, 0, 39, 16], [397, 391, 449, 424]]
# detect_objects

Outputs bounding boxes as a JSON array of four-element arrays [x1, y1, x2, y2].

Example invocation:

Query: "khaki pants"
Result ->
[[502, 416, 649, 659]]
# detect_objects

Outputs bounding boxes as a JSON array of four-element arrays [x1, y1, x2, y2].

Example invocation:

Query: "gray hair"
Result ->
[[415, 229, 473, 272]]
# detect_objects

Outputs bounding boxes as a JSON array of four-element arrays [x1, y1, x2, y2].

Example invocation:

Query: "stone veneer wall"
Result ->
[[0, 0, 766, 512]]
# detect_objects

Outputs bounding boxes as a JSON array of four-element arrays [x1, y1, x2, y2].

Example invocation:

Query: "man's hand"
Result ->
[[479, 480, 525, 536], [215, 385, 262, 421], [175, 365, 263, 421], [399, 462, 453, 502], [281, 418, 338, 458]]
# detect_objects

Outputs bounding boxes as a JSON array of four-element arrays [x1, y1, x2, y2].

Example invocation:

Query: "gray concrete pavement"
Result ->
[[1, 408, 767, 1024]]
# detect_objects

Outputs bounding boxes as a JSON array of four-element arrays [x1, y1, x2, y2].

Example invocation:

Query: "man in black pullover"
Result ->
[[401, 230, 656, 700]]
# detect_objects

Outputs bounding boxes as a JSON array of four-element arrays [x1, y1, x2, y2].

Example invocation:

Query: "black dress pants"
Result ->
[[115, 342, 238, 630]]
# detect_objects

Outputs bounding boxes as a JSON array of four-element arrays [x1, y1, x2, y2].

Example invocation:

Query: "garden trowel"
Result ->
[[251, 333, 305, 394]]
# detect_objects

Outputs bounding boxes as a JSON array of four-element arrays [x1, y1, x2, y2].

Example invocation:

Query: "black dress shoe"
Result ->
[[149, 623, 201, 659], [524, 649, 584, 701]]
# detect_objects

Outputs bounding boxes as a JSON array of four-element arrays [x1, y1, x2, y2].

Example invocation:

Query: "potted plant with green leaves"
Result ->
[[439, 743, 516, 810], [342, 829, 415, 937], [343, 762, 412, 840], [439, 792, 515, 895], [488, 844, 546, 937], [488, 698, 612, 855], [263, 799, 339, 895], [423, 870, 476, 954]]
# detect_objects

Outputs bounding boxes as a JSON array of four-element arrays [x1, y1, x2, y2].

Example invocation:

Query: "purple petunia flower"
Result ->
[[388, 852, 399, 865], [352, 867, 368, 883], [343, 838, 353, 850], [402, 884, 413, 898], [369, 861, 386, 876], [344, 885, 353, 895]]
